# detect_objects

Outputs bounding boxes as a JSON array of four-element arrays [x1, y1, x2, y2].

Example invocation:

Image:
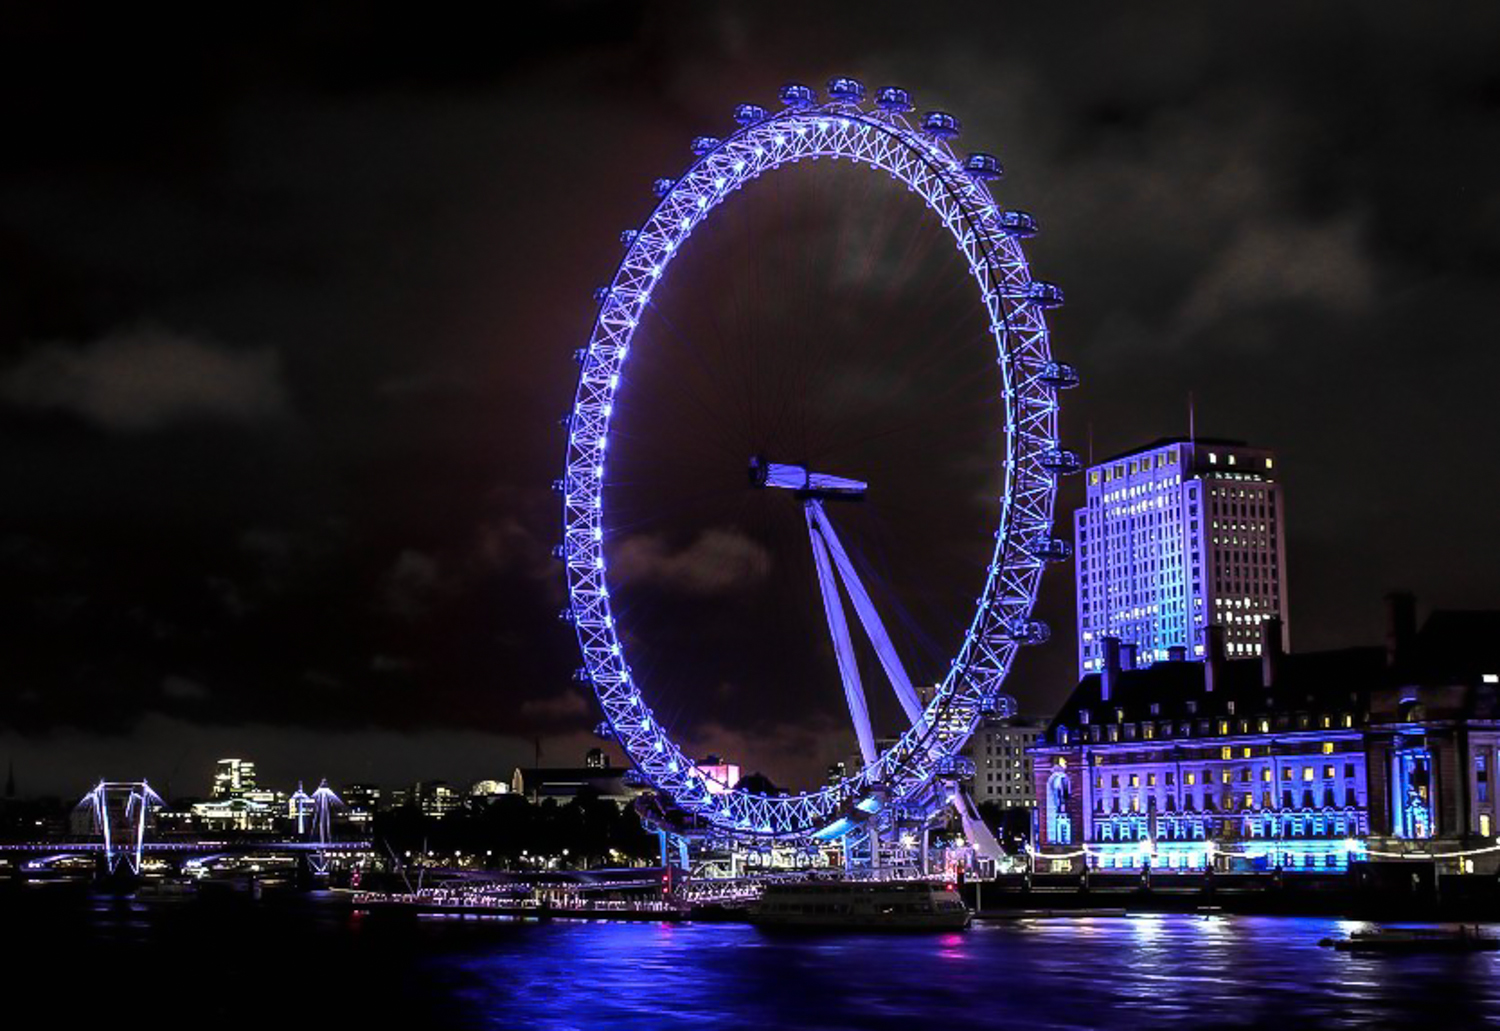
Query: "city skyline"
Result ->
[[4, 5, 1500, 795]]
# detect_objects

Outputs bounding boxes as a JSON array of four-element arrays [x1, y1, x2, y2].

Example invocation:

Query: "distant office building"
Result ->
[[842, 737, 902, 781], [416, 781, 462, 820], [190, 794, 279, 832], [211, 758, 258, 799], [1075, 437, 1288, 676], [342, 783, 382, 827], [198, 758, 279, 829], [917, 683, 974, 740], [469, 779, 510, 798], [511, 750, 639, 806], [963, 716, 1040, 809]]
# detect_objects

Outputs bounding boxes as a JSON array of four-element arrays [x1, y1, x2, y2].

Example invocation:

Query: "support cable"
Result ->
[[806, 502, 876, 766], [809, 500, 925, 729]]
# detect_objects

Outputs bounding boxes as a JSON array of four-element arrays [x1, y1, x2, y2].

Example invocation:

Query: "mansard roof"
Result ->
[[1044, 646, 1387, 739], [1043, 608, 1500, 741]]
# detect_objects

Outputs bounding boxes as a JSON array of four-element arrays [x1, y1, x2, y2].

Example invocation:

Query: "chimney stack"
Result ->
[[1260, 617, 1285, 689], [1204, 625, 1226, 694], [1385, 591, 1417, 671], [1167, 645, 1187, 663], [1101, 636, 1122, 703]]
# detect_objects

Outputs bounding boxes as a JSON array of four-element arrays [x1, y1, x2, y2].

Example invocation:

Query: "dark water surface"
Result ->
[[10, 886, 1500, 1029]]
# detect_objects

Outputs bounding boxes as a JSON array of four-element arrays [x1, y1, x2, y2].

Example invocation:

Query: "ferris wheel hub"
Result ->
[[748, 456, 867, 500]]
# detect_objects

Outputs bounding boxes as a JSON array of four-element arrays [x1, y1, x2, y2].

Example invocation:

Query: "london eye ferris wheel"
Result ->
[[556, 77, 1079, 864]]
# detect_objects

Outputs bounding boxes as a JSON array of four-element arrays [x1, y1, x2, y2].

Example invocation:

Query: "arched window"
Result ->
[[1047, 770, 1072, 845]]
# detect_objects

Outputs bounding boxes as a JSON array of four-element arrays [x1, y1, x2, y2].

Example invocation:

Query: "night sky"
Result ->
[[4, 4, 1499, 797]]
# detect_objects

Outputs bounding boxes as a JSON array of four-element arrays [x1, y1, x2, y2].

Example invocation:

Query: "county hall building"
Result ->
[[1031, 599, 1500, 875]]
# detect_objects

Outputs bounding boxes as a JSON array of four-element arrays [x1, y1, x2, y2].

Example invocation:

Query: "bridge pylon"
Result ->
[[308, 779, 342, 875], [78, 780, 163, 875]]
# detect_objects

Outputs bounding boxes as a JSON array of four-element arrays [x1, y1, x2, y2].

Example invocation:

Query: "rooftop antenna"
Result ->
[[1086, 421, 1094, 467], [1188, 390, 1197, 445]]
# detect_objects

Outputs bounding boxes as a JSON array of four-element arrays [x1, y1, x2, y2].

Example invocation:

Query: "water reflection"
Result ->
[[14, 888, 1500, 1030], [442, 916, 1500, 1030]]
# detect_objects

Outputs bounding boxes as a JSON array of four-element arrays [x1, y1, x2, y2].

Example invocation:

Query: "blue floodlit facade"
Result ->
[[1075, 438, 1289, 677], [1033, 599, 1500, 874]]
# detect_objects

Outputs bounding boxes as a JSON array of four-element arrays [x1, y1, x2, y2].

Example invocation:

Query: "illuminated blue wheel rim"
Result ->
[[559, 81, 1072, 846]]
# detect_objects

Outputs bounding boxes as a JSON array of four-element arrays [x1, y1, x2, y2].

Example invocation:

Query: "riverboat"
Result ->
[[750, 880, 971, 930], [1319, 926, 1499, 954]]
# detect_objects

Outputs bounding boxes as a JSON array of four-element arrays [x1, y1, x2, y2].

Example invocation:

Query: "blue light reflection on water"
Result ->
[[436, 915, 1500, 1031], [15, 889, 1500, 1030]]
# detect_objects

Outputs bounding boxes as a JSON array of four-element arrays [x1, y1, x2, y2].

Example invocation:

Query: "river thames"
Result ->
[[12, 887, 1499, 1030]]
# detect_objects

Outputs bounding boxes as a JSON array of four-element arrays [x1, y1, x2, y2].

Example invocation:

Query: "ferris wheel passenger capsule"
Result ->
[[921, 111, 961, 138], [978, 693, 1017, 718], [875, 86, 913, 112], [1028, 536, 1073, 562], [652, 177, 675, 198], [995, 210, 1038, 237], [1024, 280, 1066, 308], [779, 82, 817, 108], [935, 756, 976, 780], [826, 77, 866, 103], [1006, 619, 1052, 646], [1040, 447, 1083, 476], [620, 229, 639, 245], [734, 103, 769, 126], [691, 136, 721, 156], [593, 286, 611, 304], [1040, 361, 1080, 390], [963, 153, 1004, 180]]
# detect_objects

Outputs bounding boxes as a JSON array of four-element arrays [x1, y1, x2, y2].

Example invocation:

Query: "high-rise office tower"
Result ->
[[1074, 437, 1288, 676], [211, 758, 258, 799]]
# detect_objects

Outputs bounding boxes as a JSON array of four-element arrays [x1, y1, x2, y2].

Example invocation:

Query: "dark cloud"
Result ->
[[612, 528, 773, 597], [160, 676, 208, 701], [1, 2, 1498, 794], [1, 326, 289, 430], [1172, 215, 1377, 343], [380, 549, 447, 619], [519, 688, 593, 725]]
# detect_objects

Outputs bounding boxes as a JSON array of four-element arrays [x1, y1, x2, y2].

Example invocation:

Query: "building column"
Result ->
[[1080, 748, 1095, 848]]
